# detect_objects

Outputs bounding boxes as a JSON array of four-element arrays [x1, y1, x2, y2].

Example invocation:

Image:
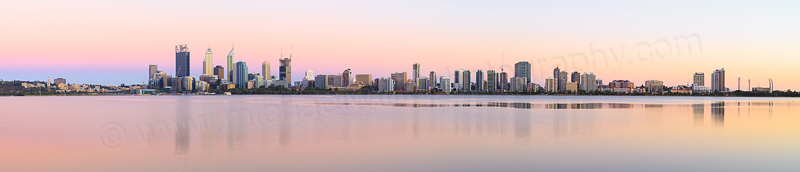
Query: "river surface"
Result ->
[[1, 95, 799, 171]]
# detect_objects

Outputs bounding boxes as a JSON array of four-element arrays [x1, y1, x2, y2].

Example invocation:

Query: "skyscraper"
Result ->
[[487, 70, 497, 92], [462, 70, 471, 91], [235, 61, 248, 88], [475, 70, 484, 92], [356, 74, 373, 86], [558, 71, 568, 92], [412, 63, 420, 84], [390, 72, 407, 91], [571, 71, 581, 88], [514, 61, 531, 83], [214, 66, 225, 80], [711, 68, 726, 92], [342, 69, 351, 85], [439, 76, 451, 93], [204, 47, 213, 75], [693, 72, 705, 86], [453, 70, 464, 90], [227, 47, 235, 81], [429, 71, 437, 90], [175, 44, 190, 77], [279, 53, 292, 86], [580, 73, 597, 91], [545, 77, 557, 92], [149, 64, 158, 81], [500, 72, 508, 91], [553, 67, 561, 91], [262, 61, 271, 80]]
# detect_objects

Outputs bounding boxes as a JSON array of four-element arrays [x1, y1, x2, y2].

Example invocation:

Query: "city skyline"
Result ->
[[1, 1, 798, 90]]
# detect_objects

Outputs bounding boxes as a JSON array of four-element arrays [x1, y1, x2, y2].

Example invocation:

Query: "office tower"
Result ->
[[262, 61, 271, 80], [645, 80, 664, 93], [545, 77, 557, 92], [304, 70, 314, 81], [356, 74, 373, 86], [314, 75, 329, 88], [439, 76, 451, 93], [487, 70, 497, 92], [214, 66, 225, 80], [227, 47, 234, 81], [332, 74, 344, 87], [580, 73, 597, 91], [235, 61, 248, 88], [500, 72, 508, 91], [175, 44, 190, 77], [510, 77, 527, 92], [694, 72, 705, 86], [391, 72, 407, 91], [342, 69, 351, 85], [149, 64, 158, 81], [279, 54, 292, 86], [204, 47, 213, 75], [429, 71, 437, 90], [453, 69, 464, 90], [711, 68, 725, 92], [566, 82, 578, 92], [475, 70, 484, 92], [462, 70, 471, 91], [558, 71, 568, 92], [248, 73, 260, 81], [46, 77, 50, 89], [571, 71, 580, 88], [412, 63, 420, 83], [183, 76, 194, 92], [514, 61, 531, 83], [553, 67, 560, 82], [55, 78, 66, 85]]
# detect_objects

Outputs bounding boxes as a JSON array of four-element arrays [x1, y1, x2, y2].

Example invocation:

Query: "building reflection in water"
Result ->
[[693, 104, 704, 127], [711, 102, 725, 128], [279, 108, 292, 148], [175, 101, 191, 155], [514, 109, 531, 143]]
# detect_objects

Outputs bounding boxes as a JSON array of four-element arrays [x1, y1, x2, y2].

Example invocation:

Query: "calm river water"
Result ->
[[1, 95, 799, 171]]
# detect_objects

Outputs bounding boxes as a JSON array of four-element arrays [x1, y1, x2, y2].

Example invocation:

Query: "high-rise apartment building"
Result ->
[[175, 45, 190, 77], [391, 72, 407, 91], [214, 66, 225, 80], [417, 77, 429, 91], [545, 77, 557, 92], [304, 70, 314, 81], [475, 70, 484, 92], [510, 77, 527, 92], [514, 61, 531, 83], [693, 72, 705, 86], [378, 77, 395, 92], [204, 47, 213, 75], [453, 69, 464, 90], [558, 71, 568, 92], [235, 61, 248, 88], [580, 73, 597, 91], [262, 61, 271, 80], [500, 72, 508, 91], [439, 76, 451, 93], [711, 68, 725, 92], [645, 80, 664, 93]]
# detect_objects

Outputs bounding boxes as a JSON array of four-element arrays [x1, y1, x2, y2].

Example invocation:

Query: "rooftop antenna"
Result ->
[[501, 53, 505, 72]]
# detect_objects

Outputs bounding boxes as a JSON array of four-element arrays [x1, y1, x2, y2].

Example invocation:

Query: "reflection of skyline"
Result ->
[[693, 104, 704, 127], [175, 101, 190, 155], [711, 102, 725, 128]]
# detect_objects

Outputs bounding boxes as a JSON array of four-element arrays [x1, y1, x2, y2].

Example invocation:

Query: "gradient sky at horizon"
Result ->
[[1, 0, 799, 90]]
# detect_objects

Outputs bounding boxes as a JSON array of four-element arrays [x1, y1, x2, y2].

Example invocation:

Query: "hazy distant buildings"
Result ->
[[54, 78, 67, 85], [149, 64, 158, 81], [304, 70, 314, 81], [356, 74, 373, 86], [711, 68, 725, 92], [439, 76, 451, 92], [175, 44, 190, 77], [514, 62, 531, 83]]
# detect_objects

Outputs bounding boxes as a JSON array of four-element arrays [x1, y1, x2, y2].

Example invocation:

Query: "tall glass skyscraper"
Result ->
[[204, 47, 213, 75], [175, 45, 190, 77], [280, 56, 292, 86], [514, 61, 531, 83], [235, 61, 248, 88], [227, 47, 235, 82]]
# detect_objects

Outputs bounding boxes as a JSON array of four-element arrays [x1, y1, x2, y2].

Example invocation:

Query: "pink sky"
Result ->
[[1, 1, 798, 90]]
